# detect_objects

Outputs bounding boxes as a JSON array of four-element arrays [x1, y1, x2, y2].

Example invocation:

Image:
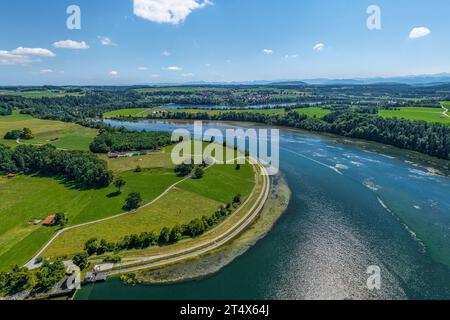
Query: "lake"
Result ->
[[77, 119, 450, 300]]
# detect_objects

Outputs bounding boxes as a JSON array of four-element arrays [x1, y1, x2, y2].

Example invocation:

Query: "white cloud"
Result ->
[[38, 69, 53, 74], [0, 50, 31, 65], [0, 47, 55, 65], [137, 66, 148, 71], [285, 54, 298, 59], [205, 63, 211, 67], [98, 36, 117, 46], [11, 47, 55, 57], [53, 40, 90, 50], [133, 0, 212, 25], [151, 74, 161, 78], [409, 27, 431, 39], [313, 43, 325, 51], [161, 50, 172, 57], [182, 72, 194, 77], [162, 66, 183, 71], [263, 49, 273, 54], [109, 70, 119, 77]]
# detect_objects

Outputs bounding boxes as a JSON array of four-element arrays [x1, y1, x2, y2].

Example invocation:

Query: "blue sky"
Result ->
[[0, 0, 449, 85]]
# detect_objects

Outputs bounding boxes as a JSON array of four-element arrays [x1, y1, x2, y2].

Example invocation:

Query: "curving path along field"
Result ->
[[25, 156, 268, 272], [97, 159, 270, 278]]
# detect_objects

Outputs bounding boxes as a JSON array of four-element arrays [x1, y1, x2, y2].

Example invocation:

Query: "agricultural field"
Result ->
[[379, 106, 450, 124], [104, 106, 330, 119], [42, 161, 255, 259], [0, 112, 97, 150], [0, 89, 84, 98]]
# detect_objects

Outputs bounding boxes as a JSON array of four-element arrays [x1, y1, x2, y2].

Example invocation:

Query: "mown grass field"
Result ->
[[379, 106, 450, 124], [0, 112, 97, 150], [42, 161, 255, 260], [104, 106, 331, 119]]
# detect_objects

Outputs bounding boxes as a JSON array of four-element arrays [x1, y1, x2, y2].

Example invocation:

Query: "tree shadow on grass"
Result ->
[[107, 191, 121, 198]]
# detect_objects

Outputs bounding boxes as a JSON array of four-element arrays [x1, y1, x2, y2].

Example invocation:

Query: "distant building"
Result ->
[[7, 173, 16, 179], [43, 215, 56, 226]]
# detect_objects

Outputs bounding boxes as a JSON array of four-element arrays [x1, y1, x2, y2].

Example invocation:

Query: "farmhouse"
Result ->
[[7, 173, 16, 179], [43, 215, 56, 226]]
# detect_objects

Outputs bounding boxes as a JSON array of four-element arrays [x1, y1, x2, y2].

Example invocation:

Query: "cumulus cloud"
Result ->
[[53, 40, 90, 50], [263, 49, 273, 54], [133, 0, 212, 25], [109, 70, 119, 77], [0, 50, 31, 65], [162, 66, 183, 71], [182, 72, 194, 77], [409, 27, 431, 39], [98, 36, 117, 46], [313, 43, 325, 51], [285, 54, 298, 59], [161, 50, 172, 57], [11, 47, 55, 57], [0, 47, 55, 65]]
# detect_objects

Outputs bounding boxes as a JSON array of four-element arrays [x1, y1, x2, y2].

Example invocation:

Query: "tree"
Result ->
[[73, 253, 89, 270], [21, 128, 34, 140], [233, 194, 242, 204], [114, 177, 126, 193], [158, 227, 171, 244], [174, 163, 194, 177], [135, 165, 142, 172], [192, 167, 204, 179], [84, 238, 99, 256], [54, 213, 68, 227], [124, 192, 142, 211], [169, 225, 183, 243], [235, 164, 241, 170]]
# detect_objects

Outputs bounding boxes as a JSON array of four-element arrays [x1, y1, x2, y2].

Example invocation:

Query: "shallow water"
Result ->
[[77, 120, 450, 300]]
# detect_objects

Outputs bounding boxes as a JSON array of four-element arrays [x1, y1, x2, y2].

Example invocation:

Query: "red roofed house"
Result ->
[[43, 215, 56, 226], [7, 173, 16, 179]]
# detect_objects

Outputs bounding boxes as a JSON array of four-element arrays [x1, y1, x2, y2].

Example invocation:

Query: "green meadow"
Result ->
[[0, 112, 97, 150], [379, 106, 450, 124], [42, 162, 255, 259]]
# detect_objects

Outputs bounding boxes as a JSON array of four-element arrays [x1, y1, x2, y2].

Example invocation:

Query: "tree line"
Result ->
[[89, 129, 172, 153], [149, 110, 450, 161], [0, 144, 113, 188]]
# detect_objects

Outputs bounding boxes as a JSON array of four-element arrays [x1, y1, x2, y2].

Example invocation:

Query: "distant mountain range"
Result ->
[[295, 73, 450, 86], [149, 73, 450, 87]]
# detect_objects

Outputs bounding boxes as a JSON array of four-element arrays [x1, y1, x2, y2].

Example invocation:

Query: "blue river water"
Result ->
[[77, 120, 450, 300]]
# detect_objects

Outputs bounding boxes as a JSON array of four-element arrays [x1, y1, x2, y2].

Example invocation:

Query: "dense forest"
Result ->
[[89, 130, 172, 153], [0, 144, 113, 188]]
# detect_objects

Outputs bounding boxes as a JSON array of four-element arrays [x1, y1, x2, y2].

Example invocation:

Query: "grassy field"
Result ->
[[104, 106, 330, 119], [379, 106, 450, 124], [0, 90, 83, 98], [103, 108, 159, 118], [0, 113, 97, 150], [293, 107, 331, 119], [0, 147, 182, 270], [42, 161, 255, 260]]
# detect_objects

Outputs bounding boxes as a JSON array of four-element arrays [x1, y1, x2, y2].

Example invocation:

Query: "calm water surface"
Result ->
[[77, 120, 450, 300]]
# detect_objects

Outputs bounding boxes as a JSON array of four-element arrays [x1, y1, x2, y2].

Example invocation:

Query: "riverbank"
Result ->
[[114, 173, 290, 285]]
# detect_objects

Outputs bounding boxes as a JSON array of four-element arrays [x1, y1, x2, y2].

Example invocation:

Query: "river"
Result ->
[[76, 119, 450, 300]]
